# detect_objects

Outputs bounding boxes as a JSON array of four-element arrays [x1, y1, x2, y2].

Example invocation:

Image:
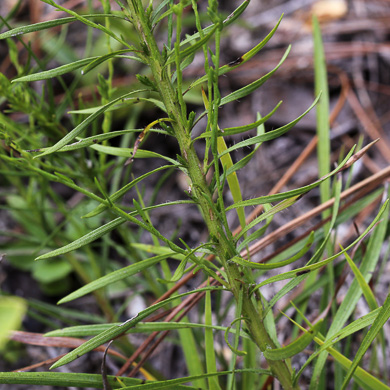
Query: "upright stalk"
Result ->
[[126, 1, 299, 388]]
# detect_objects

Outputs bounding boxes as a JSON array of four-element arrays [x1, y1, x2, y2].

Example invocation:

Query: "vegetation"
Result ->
[[0, 0, 389, 389]]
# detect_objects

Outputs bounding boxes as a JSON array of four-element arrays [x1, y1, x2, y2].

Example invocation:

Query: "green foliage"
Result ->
[[0, 1, 389, 389]]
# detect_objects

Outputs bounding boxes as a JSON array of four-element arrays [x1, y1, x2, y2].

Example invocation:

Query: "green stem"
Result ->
[[126, 2, 299, 388]]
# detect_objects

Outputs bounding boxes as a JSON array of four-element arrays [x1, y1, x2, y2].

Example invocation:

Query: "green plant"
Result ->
[[1, 1, 390, 389]]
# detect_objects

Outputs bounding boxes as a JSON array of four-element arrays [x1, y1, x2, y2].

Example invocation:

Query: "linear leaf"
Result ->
[[310, 195, 390, 388], [187, 14, 282, 91], [343, 248, 378, 311], [34, 91, 142, 158], [219, 46, 290, 107], [227, 144, 352, 209], [89, 144, 178, 165], [81, 49, 139, 75], [50, 287, 224, 369], [0, 14, 126, 40], [119, 369, 271, 390], [46, 322, 253, 338], [263, 320, 322, 360], [219, 94, 320, 158], [12, 57, 99, 82], [68, 97, 166, 114], [252, 200, 388, 292], [165, 25, 218, 66], [232, 231, 314, 270], [294, 308, 382, 384], [341, 293, 390, 389], [58, 253, 183, 304], [35, 217, 125, 260], [83, 165, 174, 218]]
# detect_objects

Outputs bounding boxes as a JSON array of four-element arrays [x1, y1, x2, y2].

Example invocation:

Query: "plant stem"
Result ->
[[126, 2, 299, 388]]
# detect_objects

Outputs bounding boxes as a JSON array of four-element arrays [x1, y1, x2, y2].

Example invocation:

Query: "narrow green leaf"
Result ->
[[252, 200, 388, 292], [187, 14, 283, 91], [294, 308, 382, 384], [313, 15, 331, 216], [0, 14, 126, 40], [314, 337, 390, 390], [119, 369, 271, 390], [81, 49, 139, 75], [89, 144, 178, 165], [236, 195, 300, 240], [34, 91, 142, 158], [311, 195, 389, 388], [218, 94, 320, 158], [232, 231, 314, 270], [220, 102, 281, 135], [83, 165, 174, 218], [50, 287, 225, 369], [263, 320, 322, 360], [36, 200, 193, 260], [166, 25, 218, 66], [227, 144, 352, 209], [220, 46, 290, 106], [342, 247, 378, 311], [0, 372, 155, 389], [341, 294, 390, 389], [46, 322, 253, 338], [35, 217, 125, 260], [12, 57, 99, 82], [205, 284, 222, 390], [68, 97, 166, 114], [58, 253, 182, 304]]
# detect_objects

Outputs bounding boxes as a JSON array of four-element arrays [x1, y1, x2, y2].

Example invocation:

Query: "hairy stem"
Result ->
[[126, 1, 299, 388]]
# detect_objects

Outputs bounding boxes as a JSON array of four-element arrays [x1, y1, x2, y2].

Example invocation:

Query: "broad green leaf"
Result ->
[[263, 320, 322, 360], [219, 46, 290, 107], [0, 296, 26, 350], [58, 253, 183, 304], [341, 292, 390, 389], [35, 91, 143, 158], [232, 231, 314, 270], [187, 14, 283, 91], [12, 57, 99, 82], [0, 14, 126, 40], [50, 287, 224, 369]]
